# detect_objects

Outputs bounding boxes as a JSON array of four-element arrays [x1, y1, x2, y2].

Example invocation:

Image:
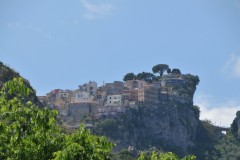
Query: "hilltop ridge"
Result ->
[[38, 64, 202, 155], [39, 65, 199, 124], [0, 62, 42, 107]]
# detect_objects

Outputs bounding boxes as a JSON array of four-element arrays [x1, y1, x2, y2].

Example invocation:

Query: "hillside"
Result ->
[[0, 62, 42, 107], [195, 112, 240, 160], [2, 62, 239, 159]]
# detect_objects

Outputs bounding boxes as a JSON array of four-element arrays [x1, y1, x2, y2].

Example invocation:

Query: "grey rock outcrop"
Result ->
[[93, 100, 199, 154], [231, 111, 240, 139]]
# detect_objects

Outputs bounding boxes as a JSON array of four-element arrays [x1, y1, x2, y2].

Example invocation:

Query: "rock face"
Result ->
[[92, 74, 200, 154], [94, 101, 199, 154], [231, 111, 240, 139]]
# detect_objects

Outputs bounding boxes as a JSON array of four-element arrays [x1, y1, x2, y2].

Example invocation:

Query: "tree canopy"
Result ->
[[123, 73, 137, 81], [138, 151, 196, 160], [167, 68, 172, 74], [136, 72, 156, 83], [184, 74, 200, 86], [171, 68, 181, 75], [152, 64, 169, 77], [0, 78, 113, 160]]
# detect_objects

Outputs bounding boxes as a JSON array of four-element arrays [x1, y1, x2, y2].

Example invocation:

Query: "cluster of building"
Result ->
[[38, 75, 188, 119]]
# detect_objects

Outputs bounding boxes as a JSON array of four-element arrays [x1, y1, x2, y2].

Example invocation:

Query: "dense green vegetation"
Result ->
[[210, 132, 240, 160], [111, 150, 196, 160], [0, 78, 113, 159], [123, 73, 137, 81], [189, 119, 240, 160], [123, 72, 157, 83], [199, 130, 240, 160], [138, 151, 196, 160]]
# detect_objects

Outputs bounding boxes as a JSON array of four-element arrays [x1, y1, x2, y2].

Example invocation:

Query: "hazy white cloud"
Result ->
[[81, 0, 113, 20], [7, 22, 52, 39], [222, 54, 240, 78], [195, 93, 240, 127], [27, 24, 52, 39]]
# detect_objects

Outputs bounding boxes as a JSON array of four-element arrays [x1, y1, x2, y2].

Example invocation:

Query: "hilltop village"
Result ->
[[38, 69, 199, 125], [2, 62, 240, 159]]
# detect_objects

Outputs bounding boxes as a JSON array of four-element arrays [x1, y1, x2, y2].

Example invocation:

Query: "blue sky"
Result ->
[[1, 0, 240, 126]]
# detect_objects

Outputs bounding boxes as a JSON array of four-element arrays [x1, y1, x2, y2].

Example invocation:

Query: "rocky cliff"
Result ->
[[94, 103, 199, 153], [231, 111, 240, 139], [90, 74, 200, 155]]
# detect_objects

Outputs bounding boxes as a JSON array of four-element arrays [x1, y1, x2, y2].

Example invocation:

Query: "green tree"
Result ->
[[123, 73, 137, 81], [171, 68, 181, 75], [167, 68, 172, 74], [184, 74, 200, 86], [136, 72, 156, 83], [53, 124, 113, 160], [0, 78, 113, 160], [137, 151, 196, 160], [207, 132, 240, 160], [0, 78, 63, 159], [152, 64, 169, 77]]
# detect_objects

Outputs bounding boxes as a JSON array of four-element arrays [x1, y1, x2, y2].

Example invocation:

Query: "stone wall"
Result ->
[[68, 102, 97, 120]]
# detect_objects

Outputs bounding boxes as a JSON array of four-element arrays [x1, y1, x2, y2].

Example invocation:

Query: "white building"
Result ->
[[105, 95, 123, 106]]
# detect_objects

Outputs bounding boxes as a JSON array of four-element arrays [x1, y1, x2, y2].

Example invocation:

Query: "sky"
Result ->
[[1, 0, 240, 126]]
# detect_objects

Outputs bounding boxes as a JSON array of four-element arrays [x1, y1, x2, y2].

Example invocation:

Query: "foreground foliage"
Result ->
[[137, 151, 196, 160], [0, 78, 113, 160]]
